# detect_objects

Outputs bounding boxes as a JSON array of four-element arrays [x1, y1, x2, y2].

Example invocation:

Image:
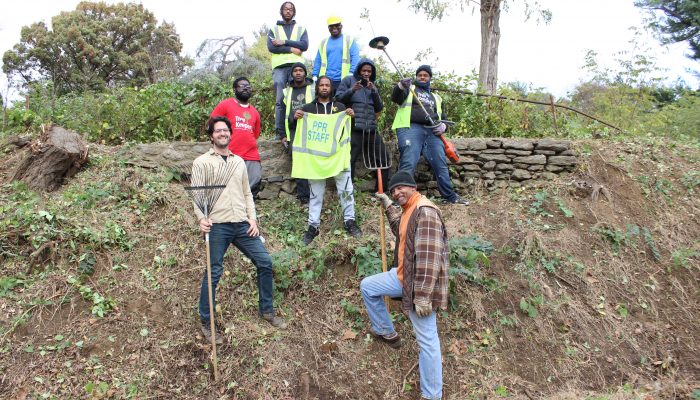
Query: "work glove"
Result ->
[[399, 78, 411, 90], [374, 192, 393, 208], [414, 298, 433, 318], [432, 122, 447, 135]]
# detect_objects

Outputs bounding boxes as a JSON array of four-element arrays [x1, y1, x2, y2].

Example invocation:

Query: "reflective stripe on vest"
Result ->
[[270, 24, 305, 69], [318, 35, 353, 79], [283, 85, 314, 140], [391, 85, 443, 130], [291, 112, 351, 180]]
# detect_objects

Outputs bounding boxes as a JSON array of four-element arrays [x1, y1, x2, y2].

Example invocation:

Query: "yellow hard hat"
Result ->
[[327, 15, 342, 25]]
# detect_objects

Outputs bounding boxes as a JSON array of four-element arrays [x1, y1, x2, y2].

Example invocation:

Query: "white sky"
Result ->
[[0, 0, 698, 102]]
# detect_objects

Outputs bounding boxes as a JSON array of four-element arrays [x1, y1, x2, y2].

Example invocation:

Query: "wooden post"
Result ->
[[549, 95, 558, 136]]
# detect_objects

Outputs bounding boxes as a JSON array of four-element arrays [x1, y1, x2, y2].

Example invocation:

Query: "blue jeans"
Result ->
[[397, 123, 457, 202], [273, 66, 292, 138], [199, 222, 274, 322], [360, 269, 443, 399]]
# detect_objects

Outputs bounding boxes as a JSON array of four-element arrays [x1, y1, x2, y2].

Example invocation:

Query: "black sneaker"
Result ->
[[302, 225, 319, 245], [445, 196, 470, 206], [344, 219, 362, 237]]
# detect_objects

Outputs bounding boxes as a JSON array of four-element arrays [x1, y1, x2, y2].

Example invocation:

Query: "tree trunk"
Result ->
[[11, 126, 88, 192], [479, 0, 501, 94]]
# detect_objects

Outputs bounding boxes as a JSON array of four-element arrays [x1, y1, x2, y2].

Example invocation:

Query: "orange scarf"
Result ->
[[396, 191, 421, 283]]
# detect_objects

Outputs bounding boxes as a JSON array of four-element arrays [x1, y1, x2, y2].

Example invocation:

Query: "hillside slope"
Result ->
[[1, 138, 698, 399]]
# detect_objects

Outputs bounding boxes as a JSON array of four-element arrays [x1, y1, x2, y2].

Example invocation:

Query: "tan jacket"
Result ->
[[192, 149, 256, 223]]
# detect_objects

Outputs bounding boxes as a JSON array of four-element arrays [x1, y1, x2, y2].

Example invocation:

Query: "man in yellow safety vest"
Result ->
[[290, 76, 362, 245], [268, 2, 308, 151], [391, 65, 470, 206], [312, 15, 359, 92], [278, 62, 314, 205]]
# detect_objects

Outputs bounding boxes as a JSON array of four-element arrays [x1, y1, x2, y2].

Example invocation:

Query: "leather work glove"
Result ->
[[414, 298, 433, 318], [399, 78, 411, 90], [374, 192, 393, 208], [432, 122, 447, 135]]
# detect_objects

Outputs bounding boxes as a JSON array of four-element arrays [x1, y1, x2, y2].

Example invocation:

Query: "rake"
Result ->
[[361, 129, 392, 276], [179, 161, 238, 381]]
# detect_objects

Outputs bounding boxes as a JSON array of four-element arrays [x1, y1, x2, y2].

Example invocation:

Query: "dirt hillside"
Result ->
[[0, 138, 698, 399]]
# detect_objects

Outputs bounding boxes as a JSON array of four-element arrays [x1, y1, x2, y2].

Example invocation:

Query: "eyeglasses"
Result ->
[[213, 128, 231, 133], [328, 24, 341, 29], [236, 84, 252, 90]]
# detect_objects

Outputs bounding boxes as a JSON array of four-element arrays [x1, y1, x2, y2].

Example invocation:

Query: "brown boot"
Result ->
[[261, 312, 287, 329], [370, 329, 402, 349], [200, 320, 224, 345]]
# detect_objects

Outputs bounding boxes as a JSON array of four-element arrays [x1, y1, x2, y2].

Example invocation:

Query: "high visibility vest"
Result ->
[[291, 112, 351, 180], [318, 35, 354, 79], [270, 24, 306, 69], [391, 85, 443, 130], [283, 85, 314, 140]]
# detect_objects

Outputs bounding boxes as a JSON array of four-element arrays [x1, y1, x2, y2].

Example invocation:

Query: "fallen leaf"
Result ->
[[12, 387, 28, 400], [341, 330, 356, 340]]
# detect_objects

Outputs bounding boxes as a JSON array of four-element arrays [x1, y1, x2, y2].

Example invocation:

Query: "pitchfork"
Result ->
[[361, 129, 392, 276]]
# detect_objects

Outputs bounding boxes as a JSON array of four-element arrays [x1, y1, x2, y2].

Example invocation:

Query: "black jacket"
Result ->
[[335, 58, 383, 131], [289, 99, 348, 132]]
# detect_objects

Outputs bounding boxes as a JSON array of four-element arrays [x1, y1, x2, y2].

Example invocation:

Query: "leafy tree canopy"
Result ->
[[2, 1, 192, 95], [635, 0, 700, 61]]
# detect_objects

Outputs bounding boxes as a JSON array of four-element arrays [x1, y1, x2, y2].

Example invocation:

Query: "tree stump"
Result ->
[[11, 126, 89, 191]]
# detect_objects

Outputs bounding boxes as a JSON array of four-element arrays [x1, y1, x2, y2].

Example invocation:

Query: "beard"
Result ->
[[234, 90, 251, 102]]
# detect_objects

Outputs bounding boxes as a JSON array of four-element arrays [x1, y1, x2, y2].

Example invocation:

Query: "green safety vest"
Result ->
[[283, 85, 314, 140], [318, 35, 354, 79], [270, 24, 306, 69], [291, 111, 351, 180], [391, 85, 443, 130]]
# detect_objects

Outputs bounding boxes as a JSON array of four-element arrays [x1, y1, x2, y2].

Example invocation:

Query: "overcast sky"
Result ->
[[1, 0, 698, 102]]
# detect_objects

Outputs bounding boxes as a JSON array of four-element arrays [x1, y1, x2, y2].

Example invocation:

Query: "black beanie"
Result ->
[[416, 64, 432, 77], [388, 170, 417, 192], [291, 62, 307, 75]]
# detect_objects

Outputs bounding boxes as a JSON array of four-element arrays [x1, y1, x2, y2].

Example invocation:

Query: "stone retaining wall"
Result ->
[[119, 138, 578, 199]]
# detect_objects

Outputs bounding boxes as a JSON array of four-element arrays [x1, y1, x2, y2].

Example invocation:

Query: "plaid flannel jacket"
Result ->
[[387, 195, 450, 313]]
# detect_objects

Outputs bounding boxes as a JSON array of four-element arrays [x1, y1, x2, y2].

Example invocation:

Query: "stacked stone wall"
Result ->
[[120, 138, 578, 199]]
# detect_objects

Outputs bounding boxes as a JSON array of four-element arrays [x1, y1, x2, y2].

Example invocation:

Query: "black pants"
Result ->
[[350, 129, 391, 192], [289, 129, 310, 202]]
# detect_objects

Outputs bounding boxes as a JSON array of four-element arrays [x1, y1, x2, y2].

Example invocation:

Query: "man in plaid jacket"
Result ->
[[360, 170, 449, 400]]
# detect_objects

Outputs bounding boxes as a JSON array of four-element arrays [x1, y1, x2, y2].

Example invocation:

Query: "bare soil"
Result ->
[[1, 139, 698, 399]]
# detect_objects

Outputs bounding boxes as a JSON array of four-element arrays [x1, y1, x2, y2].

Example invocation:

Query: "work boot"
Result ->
[[369, 329, 402, 349], [200, 320, 224, 345], [261, 312, 288, 329], [302, 225, 319, 245], [344, 219, 362, 238]]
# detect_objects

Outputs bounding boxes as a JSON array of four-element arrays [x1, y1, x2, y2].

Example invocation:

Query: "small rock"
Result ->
[[512, 169, 532, 181], [548, 156, 578, 166], [535, 139, 570, 152], [485, 139, 502, 148], [483, 161, 496, 171], [512, 155, 546, 165], [496, 163, 514, 171], [505, 149, 533, 156], [501, 139, 534, 151]]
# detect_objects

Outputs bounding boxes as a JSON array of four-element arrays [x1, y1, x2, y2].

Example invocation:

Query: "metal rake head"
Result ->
[[175, 162, 239, 217], [361, 129, 392, 171]]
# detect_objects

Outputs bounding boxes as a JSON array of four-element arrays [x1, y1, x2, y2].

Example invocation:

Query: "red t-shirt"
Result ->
[[210, 98, 261, 161]]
